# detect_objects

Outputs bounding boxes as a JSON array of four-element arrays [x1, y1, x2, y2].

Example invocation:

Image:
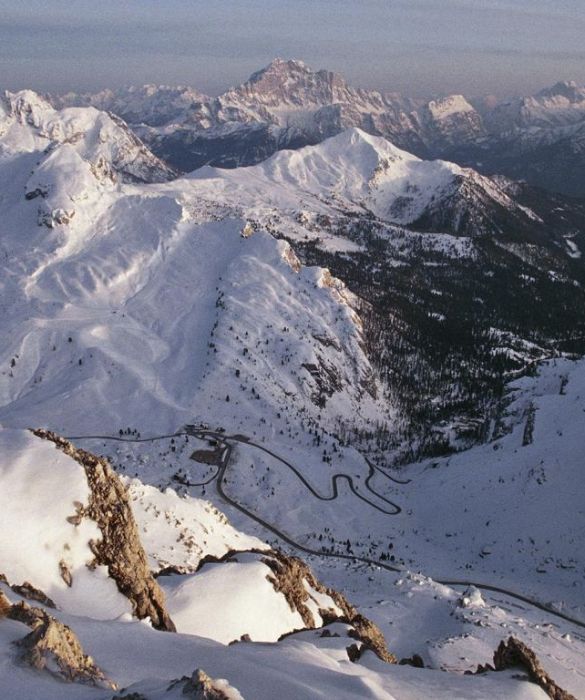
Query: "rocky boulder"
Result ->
[[8, 600, 115, 688]]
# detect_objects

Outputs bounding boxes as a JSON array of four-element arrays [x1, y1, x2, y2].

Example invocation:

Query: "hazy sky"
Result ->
[[1, 0, 585, 97]]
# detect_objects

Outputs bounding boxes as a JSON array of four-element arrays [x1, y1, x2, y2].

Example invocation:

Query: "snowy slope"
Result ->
[[0, 588, 554, 700], [0, 429, 573, 700], [0, 429, 345, 645], [183, 127, 542, 236], [0, 97, 391, 445], [1, 90, 175, 183], [391, 357, 585, 616], [0, 429, 130, 619], [85, 359, 585, 623], [1, 93, 584, 699], [127, 479, 265, 573]]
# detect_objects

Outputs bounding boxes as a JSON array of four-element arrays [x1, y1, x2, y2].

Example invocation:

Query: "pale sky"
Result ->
[[1, 0, 585, 97]]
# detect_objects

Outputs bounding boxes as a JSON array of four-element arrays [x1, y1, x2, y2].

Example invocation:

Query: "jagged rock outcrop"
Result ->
[[262, 550, 323, 629], [7, 601, 115, 688], [399, 654, 425, 668], [263, 550, 396, 663], [471, 636, 576, 700], [0, 591, 10, 618], [0, 574, 56, 608], [32, 429, 175, 632], [168, 669, 244, 699]]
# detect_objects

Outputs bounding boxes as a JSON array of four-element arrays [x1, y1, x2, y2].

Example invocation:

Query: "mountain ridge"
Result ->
[[49, 59, 585, 196]]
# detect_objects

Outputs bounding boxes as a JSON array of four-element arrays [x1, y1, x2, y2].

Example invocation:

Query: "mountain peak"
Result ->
[[536, 80, 584, 102], [3, 89, 53, 126], [427, 94, 476, 120], [239, 58, 348, 104], [248, 57, 311, 82]]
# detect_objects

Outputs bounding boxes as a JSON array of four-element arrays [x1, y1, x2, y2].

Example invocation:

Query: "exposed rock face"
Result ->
[[1, 574, 56, 608], [7, 601, 115, 688], [263, 549, 396, 663], [399, 654, 425, 668], [262, 550, 322, 629], [32, 429, 175, 632], [472, 636, 576, 700], [169, 668, 244, 699], [0, 591, 10, 618], [10, 583, 56, 608]]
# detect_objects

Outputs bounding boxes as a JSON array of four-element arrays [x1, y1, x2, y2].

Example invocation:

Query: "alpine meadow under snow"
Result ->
[[0, 57, 585, 700]]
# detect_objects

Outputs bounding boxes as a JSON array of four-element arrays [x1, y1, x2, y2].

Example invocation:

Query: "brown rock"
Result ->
[[8, 602, 116, 689], [0, 575, 56, 609], [470, 636, 576, 700], [493, 637, 576, 700], [10, 581, 56, 608], [32, 429, 175, 632], [59, 559, 73, 587], [169, 668, 243, 699], [0, 591, 11, 618], [264, 549, 396, 663], [262, 550, 320, 629]]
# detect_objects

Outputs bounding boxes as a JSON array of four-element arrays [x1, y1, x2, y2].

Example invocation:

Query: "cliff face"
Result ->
[[264, 549, 397, 663], [472, 636, 576, 700], [32, 429, 175, 632]]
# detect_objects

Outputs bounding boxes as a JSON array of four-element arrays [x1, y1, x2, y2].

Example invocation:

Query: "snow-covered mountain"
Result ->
[[175, 130, 585, 458], [56, 59, 483, 171], [0, 94, 391, 444], [2, 90, 584, 449], [1, 90, 176, 186], [55, 61, 585, 196], [54, 84, 208, 128], [186, 127, 551, 239], [483, 81, 585, 132], [1, 91, 585, 699]]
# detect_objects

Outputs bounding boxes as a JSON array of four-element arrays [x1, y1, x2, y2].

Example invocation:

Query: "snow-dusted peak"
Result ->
[[1, 90, 175, 186], [187, 126, 541, 236], [3, 89, 54, 128], [248, 57, 311, 82], [487, 80, 585, 131], [189, 126, 428, 209], [536, 79, 584, 102], [427, 94, 476, 120], [285, 126, 418, 173], [228, 57, 351, 110], [252, 127, 462, 210]]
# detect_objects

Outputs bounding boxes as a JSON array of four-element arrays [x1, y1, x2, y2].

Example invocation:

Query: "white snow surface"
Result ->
[[187, 127, 475, 225], [127, 478, 266, 572], [0, 429, 561, 699], [0, 100, 391, 446], [427, 95, 476, 120], [160, 555, 305, 644]]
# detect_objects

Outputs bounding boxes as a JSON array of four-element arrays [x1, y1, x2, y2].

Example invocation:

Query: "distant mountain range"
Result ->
[[52, 58, 585, 197]]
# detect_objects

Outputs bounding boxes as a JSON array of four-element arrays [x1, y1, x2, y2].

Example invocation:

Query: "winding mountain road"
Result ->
[[68, 427, 585, 632]]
